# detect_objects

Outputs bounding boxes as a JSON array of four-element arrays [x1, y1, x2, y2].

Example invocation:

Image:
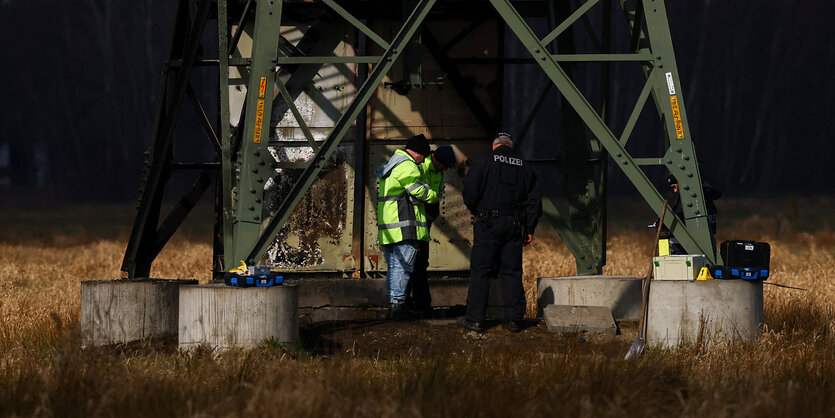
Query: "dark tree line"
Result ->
[[0, 0, 832, 203]]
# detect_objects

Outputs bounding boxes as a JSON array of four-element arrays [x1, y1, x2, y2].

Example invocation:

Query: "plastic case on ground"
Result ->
[[652, 255, 707, 281]]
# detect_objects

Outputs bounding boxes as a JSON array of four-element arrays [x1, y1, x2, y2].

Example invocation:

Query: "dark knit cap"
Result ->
[[405, 134, 431, 156], [432, 145, 456, 167]]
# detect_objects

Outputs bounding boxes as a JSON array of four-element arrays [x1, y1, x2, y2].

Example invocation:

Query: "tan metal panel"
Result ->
[[368, 20, 500, 139]]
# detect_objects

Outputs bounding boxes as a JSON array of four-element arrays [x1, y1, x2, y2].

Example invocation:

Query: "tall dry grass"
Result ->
[[1, 198, 833, 416]]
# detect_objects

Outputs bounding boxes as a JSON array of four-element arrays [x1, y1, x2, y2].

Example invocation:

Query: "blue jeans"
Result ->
[[383, 240, 419, 304]]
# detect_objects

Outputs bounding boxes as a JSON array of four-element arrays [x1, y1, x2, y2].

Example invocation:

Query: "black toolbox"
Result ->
[[718, 240, 771, 280], [721, 240, 770, 270]]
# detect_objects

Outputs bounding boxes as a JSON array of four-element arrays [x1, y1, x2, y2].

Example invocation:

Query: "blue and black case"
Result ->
[[224, 273, 285, 287]]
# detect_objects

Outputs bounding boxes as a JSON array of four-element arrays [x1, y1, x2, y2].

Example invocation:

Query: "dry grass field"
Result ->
[[1, 197, 833, 416]]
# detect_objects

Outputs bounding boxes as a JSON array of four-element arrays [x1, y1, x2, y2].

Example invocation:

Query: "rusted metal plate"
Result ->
[[264, 145, 356, 271]]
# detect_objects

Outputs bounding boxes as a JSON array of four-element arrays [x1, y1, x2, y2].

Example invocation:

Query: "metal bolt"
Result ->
[[691, 193, 697, 198], [250, 188, 256, 194], [683, 155, 690, 161]]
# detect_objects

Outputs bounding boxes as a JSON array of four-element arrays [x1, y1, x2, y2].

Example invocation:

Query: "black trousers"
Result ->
[[465, 216, 526, 322], [406, 240, 432, 310]]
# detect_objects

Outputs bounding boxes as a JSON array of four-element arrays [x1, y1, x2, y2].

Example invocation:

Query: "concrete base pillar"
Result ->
[[647, 280, 763, 347], [536, 276, 643, 320], [178, 284, 299, 351], [81, 279, 197, 346]]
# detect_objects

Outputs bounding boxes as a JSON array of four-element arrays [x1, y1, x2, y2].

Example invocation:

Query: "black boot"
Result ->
[[456, 316, 484, 332], [388, 302, 419, 321], [504, 320, 524, 333]]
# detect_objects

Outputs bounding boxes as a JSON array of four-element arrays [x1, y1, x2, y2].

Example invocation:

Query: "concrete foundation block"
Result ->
[[81, 279, 197, 346], [647, 280, 764, 347], [179, 284, 299, 351], [537, 276, 643, 320], [543, 305, 617, 335]]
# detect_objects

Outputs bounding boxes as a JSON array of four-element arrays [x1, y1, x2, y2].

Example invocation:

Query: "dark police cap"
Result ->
[[432, 145, 456, 167], [405, 134, 431, 156], [495, 132, 513, 141]]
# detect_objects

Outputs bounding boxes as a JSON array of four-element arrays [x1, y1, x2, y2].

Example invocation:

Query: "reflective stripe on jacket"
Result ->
[[376, 149, 438, 245]]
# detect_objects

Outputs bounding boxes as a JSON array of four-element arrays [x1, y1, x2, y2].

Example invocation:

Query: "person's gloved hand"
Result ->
[[522, 234, 533, 246]]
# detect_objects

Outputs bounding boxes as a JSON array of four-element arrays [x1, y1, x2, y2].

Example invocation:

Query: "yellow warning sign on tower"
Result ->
[[258, 76, 267, 98], [254, 99, 265, 143], [670, 96, 684, 140]]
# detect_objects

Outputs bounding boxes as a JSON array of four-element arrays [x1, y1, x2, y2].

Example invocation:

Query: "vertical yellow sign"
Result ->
[[254, 99, 265, 143], [670, 96, 685, 140], [258, 76, 267, 99]]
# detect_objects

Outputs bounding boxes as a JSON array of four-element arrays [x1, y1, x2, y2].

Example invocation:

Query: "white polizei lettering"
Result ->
[[494, 154, 523, 166]]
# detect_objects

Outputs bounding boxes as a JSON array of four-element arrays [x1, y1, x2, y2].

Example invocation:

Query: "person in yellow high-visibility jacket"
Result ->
[[405, 145, 457, 317], [375, 134, 438, 319]]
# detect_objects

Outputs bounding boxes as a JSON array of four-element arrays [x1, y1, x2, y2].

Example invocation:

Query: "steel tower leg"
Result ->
[[490, 0, 720, 264], [122, 0, 215, 278]]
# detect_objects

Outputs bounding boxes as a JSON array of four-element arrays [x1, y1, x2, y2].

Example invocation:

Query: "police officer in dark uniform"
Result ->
[[458, 133, 542, 333]]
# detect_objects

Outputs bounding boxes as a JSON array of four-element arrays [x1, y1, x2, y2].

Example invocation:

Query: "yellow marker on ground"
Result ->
[[697, 267, 714, 280]]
